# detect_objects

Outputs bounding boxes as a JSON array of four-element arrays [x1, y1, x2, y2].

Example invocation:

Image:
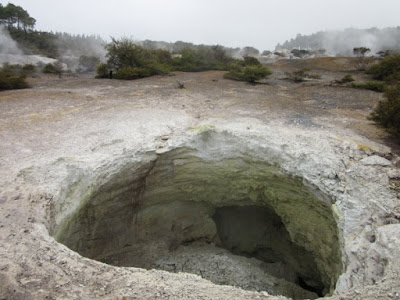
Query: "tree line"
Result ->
[[96, 38, 271, 83], [0, 3, 35, 32]]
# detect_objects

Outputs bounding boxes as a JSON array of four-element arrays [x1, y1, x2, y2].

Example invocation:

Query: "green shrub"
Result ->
[[350, 81, 386, 92], [42, 62, 62, 74], [285, 68, 321, 82], [0, 65, 29, 91], [224, 63, 272, 83], [114, 67, 151, 80], [369, 84, 400, 135], [42, 63, 57, 73], [367, 54, 400, 80], [95, 63, 109, 78], [241, 56, 261, 66]]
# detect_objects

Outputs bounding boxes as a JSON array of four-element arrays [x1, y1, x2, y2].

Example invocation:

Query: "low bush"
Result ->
[[114, 67, 151, 80], [0, 65, 29, 91], [285, 68, 321, 82], [224, 57, 272, 83], [42, 63, 57, 73], [369, 84, 400, 135], [350, 81, 386, 92], [95, 63, 109, 78], [367, 54, 400, 80]]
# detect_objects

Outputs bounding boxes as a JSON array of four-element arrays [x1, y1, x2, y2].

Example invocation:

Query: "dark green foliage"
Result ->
[[242, 65, 273, 83], [114, 67, 151, 80], [0, 64, 29, 91], [350, 81, 386, 92], [99, 38, 234, 80], [367, 54, 400, 80], [42, 63, 57, 74], [224, 57, 272, 83], [105, 38, 171, 77], [172, 45, 233, 72], [8, 27, 59, 58], [370, 85, 400, 135], [0, 3, 60, 58], [335, 74, 355, 84], [95, 63, 109, 78], [0, 3, 36, 32], [285, 68, 321, 82], [241, 56, 261, 66]]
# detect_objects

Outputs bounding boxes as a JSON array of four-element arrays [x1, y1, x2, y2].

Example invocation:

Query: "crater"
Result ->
[[50, 133, 343, 299]]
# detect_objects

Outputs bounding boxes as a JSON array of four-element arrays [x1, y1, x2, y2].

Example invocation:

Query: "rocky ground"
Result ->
[[1, 57, 400, 299]]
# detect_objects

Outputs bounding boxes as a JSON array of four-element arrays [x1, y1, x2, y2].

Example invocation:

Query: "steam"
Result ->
[[0, 24, 59, 66], [322, 29, 380, 55], [55, 34, 107, 71], [277, 27, 400, 56], [0, 25, 23, 55]]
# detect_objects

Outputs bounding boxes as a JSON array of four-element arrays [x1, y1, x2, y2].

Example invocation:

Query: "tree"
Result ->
[[0, 3, 35, 31], [106, 38, 147, 69], [353, 47, 373, 71]]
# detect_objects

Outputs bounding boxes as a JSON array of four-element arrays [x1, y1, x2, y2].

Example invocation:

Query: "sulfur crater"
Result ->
[[51, 132, 343, 299]]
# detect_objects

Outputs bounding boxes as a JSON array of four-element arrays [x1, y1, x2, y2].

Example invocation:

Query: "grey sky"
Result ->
[[3, 0, 400, 50]]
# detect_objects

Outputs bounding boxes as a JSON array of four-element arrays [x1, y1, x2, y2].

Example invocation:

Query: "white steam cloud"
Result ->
[[0, 25, 23, 55]]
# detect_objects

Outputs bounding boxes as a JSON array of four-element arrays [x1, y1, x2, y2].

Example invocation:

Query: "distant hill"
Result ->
[[276, 27, 400, 56]]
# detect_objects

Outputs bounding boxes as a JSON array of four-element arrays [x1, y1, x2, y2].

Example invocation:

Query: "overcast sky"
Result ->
[[2, 0, 400, 50]]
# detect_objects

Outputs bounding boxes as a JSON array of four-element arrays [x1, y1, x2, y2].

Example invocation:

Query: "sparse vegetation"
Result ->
[[369, 84, 400, 136], [353, 47, 374, 71], [99, 38, 246, 80], [350, 81, 386, 92], [42, 62, 63, 76], [78, 55, 100, 72], [224, 57, 272, 83], [335, 74, 355, 84], [285, 68, 321, 82], [172, 45, 234, 72], [367, 54, 400, 81], [114, 67, 151, 80], [0, 64, 29, 91]]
